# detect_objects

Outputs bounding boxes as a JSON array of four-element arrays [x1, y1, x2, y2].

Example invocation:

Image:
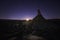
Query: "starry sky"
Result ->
[[0, 0, 60, 20]]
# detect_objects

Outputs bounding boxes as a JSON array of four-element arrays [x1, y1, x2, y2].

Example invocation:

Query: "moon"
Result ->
[[26, 19, 30, 21]]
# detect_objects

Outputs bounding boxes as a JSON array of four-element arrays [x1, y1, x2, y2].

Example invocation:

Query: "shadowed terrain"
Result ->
[[0, 9, 60, 40]]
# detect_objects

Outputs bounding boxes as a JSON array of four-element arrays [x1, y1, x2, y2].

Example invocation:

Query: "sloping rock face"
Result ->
[[28, 9, 47, 32], [27, 9, 60, 40]]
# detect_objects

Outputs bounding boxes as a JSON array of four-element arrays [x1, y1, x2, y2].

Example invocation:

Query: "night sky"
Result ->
[[0, 0, 60, 20]]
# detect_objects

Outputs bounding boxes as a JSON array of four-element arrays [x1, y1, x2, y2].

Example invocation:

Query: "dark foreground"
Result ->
[[0, 19, 60, 40]]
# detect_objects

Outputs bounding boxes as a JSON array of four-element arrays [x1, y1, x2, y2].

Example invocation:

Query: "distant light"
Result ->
[[26, 19, 30, 21]]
